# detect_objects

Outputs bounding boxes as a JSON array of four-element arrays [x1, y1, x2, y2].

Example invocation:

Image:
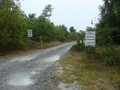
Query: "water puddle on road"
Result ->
[[11, 55, 37, 62], [43, 55, 60, 62], [7, 72, 34, 86]]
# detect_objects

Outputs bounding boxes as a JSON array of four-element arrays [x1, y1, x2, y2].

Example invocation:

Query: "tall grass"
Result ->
[[54, 45, 120, 90], [85, 46, 120, 66]]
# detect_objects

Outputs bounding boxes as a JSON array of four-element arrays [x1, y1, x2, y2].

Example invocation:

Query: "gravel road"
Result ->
[[0, 42, 76, 90]]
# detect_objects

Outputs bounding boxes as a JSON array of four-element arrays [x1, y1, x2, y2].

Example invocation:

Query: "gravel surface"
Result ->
[[0, 42, 76, 90]]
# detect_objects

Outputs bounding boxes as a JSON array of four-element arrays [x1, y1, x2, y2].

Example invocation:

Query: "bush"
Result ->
[[85, 46, 96, 54], [104, 57, 116, 66], [96, 46, 120, 66], [71, 43, 85, 51], [85, 46, 96, 60], [84, 46, 120, 66]]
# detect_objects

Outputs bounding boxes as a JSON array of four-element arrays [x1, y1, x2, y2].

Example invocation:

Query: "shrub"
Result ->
[[84, 46, 120, 66], [71, 43, 85, 51], [104, 57, 115, 66], [85, 46, 96, 54], [95, 46, 120, 66]]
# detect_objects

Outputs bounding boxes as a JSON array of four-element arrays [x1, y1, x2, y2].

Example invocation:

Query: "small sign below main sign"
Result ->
[[85, 40, 96, 46], [27, 29, 33, 37]]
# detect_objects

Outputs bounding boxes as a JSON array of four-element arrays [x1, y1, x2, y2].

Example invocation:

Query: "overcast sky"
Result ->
[[20, 0, 103, 31]]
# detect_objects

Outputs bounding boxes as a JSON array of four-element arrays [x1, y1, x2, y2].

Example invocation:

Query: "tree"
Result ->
[[53, 25, 69, 41], [41, 4, 53, 21], [86, 26, 95, 31], [68, 32, 79, 40], [0, 0, 27, 51], [28, 13, 36, 24], [69, 26, 76, 32], [96, 0, 120, 45], [32, 16, 55, 42]]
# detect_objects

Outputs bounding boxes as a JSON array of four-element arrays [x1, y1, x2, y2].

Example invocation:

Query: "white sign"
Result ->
[[85, 40, 96, 46], [85, 31, 96, 39], [85, 31, 96, 46], [85, 31, 95, 35], [27, 29, 33, 37]]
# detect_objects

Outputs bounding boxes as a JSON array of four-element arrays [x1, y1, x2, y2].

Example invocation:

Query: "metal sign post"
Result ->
[[85, 31, 96, 47]]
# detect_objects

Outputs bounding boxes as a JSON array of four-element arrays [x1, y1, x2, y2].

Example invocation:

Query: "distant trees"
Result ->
[[86, 26, 95, 31], [0, 2, 79, 52], [54, 25, 69, 41], [68, 26, 79, 40], [69, 26, 76, 32], [28, 5, 79, 42]]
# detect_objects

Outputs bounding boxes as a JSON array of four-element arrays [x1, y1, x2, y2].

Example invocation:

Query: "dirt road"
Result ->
[[0, 42, 76, 90]]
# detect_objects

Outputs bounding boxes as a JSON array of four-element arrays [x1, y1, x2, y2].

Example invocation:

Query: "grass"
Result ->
[[54, 51, 120, 90], [0, 40, 65, 59]]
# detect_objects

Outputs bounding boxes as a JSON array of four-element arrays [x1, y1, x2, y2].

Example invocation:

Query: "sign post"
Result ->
[[27, 29, 33, 38], [85, 31, 96, 47], [27, 29, 33, 49]]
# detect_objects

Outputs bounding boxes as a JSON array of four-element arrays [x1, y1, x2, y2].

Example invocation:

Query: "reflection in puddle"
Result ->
[[8, 72, 34, 86], [43, 55, 60, 62]]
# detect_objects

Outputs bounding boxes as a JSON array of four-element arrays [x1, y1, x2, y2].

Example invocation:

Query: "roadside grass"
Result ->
[[0, 40, 64, 59], [54, 51, 120, 90]]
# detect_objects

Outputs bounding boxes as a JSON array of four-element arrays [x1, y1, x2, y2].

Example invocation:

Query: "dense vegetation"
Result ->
[[67, 1, 120, 88], [72, 0, 120, 66], [0, 0, 79, 52], [96, 0, 120, 46]]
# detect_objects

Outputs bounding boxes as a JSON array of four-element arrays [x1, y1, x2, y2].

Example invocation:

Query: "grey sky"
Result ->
[[21, 0, 103, 31]]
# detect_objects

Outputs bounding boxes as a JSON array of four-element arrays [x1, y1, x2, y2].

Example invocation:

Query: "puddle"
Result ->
[[11, 55, 37, 62], [7, 72, 34, 86], [58, 82, 81, 90], [43, 55, 60, 62], [29, 71, 36, 76]]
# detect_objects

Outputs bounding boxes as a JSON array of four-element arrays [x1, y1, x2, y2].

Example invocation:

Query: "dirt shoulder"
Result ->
[[54, 51, 120, 90]]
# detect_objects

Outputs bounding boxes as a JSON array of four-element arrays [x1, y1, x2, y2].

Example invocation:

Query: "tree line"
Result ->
[[96, 0, 120, 46], [81, 0, 120, 46], [0, 0, 79, 51]]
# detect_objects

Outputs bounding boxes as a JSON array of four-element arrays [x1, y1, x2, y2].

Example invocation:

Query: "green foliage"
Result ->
[[68, 32, 79, 40], [0, 0, 27, 51], [84, 46, 120, 66], [28, 13, 36, 25], [96, 27, 120, 46], [84, 46, 96, 60], [54, 25, 69, 41], [0, 1, 80, 52], [85, 46, 96, 54], [86, 26, 96, 31], [71, 43, 85, 51], [32, 16, 55, 42], [96, 0, 120, 45], [41, 4, 53, 20], [104, 57, 115, 66], [78, 30, 85, 43], [69, 26, 76, 32]]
